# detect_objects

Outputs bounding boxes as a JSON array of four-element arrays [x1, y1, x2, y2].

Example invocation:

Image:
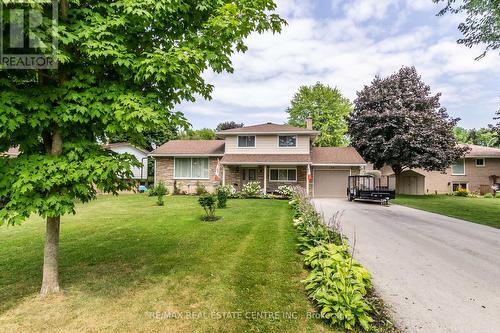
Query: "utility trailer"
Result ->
[[347, 175, 395, 205]]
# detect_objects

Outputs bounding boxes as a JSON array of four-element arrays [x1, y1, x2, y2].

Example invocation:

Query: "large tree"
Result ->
[[178, 128, 217, 140], [434, 0, 500, 59], [349, 66, 468, 186], [287, 83, 352, 147], [0, 0, 284, 295], [107, 125, 180, 151]]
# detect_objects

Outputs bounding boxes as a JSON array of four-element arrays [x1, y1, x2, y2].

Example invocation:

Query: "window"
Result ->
[[278, 135, 297, 147], [452, 183, 468, 191], [269, 168, 297, 182], [174, 158, 209, 179], [451, 159, 465, 175], [237, 135, 256, 148], [476, 158, 485, 167]]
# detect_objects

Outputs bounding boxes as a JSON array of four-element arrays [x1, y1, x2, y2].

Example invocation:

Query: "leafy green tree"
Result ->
[[434, 0, 500, 59], [348, 66, 468, 191], [453, 127, 473, 144], [453, 126, 499, 147], [0, 0, 284, 295], [107, 125, 180, 152], [287, 83, 352, 147], [179, 128, 217, 140], [216, 121, 244, 131]]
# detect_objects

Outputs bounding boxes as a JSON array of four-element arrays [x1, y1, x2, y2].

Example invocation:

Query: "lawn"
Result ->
[[393, 195, 500, 228], [0, 195, 333, 332]]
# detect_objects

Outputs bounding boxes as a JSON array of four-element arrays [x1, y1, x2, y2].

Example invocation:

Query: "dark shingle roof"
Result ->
[[311, 147, 366, 165]]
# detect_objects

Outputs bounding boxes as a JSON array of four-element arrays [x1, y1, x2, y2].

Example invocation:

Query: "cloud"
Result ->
[[181, 0, 500, 130]]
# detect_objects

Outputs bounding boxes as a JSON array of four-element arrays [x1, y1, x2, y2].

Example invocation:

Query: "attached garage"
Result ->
[[313, 169, 350, 197]]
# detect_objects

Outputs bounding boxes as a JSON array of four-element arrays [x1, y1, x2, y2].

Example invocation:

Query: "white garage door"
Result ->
[[314, 170, 350, 197]]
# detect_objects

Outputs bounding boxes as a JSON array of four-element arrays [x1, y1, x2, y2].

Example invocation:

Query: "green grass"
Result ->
[[393, 195, 500, 228], [0, 195, 333, 332]]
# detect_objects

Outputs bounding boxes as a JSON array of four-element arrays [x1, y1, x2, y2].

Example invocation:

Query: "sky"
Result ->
[[179, 0, 500, 130]]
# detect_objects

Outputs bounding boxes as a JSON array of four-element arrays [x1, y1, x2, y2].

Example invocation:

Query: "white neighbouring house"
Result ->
[[104, 142, 149, 182]]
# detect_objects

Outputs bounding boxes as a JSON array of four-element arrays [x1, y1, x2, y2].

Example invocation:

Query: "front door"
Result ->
[[242, 168, 257, 185]]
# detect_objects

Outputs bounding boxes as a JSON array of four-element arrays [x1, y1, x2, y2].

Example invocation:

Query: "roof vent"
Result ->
[[266, 122, 272, 124]]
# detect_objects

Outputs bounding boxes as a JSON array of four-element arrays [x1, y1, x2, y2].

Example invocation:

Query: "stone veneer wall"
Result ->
[[155, 157, 221, 194]]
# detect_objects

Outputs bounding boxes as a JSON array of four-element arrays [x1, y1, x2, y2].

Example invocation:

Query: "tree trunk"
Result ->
[[41, 130, 64, 296], [40, 216, 61, 295]]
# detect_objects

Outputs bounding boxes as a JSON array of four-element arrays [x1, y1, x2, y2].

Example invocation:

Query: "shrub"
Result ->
[[454, 187, 469, 197], [277, 185, 294, 199], [241, 181, 262, 198], [216, 185, 231, 208], [153, 182, 168, 206], [198, 193, 218, 221], [484, 193, 493, 198], [195, 181, 207, 195]]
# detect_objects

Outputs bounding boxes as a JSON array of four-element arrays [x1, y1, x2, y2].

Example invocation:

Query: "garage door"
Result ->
[[314, 170, 350, 197]]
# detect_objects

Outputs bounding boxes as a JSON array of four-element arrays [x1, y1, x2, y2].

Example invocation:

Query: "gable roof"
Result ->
[[216, 123, 319, 135], [150, 140, 225, 156], [311, 147, 366, 165], [103, 142, 149, 155], [461, 144, 500, 158]]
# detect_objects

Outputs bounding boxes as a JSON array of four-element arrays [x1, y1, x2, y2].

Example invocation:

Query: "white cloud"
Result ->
[[181, 1, 500, 129]]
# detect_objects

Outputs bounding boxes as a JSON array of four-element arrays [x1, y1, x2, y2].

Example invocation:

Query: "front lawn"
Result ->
[[393, 195, 500, 228], [0, 195, 332, 332]]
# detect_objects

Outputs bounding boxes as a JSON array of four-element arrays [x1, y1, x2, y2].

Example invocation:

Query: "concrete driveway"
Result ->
[[313, 198, 500, 333]]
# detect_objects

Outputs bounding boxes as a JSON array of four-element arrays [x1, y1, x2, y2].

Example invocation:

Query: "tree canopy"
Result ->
[[287, 82, 352, 147], [179, 128, 217, 140], [434, 0, 500, 59], [216, 121, 244, 131], [453, 126, 499, 147], [0, 0, 284, 294], [348, 66, 468, 176]]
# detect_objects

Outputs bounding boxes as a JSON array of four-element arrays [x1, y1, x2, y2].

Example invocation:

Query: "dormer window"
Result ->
[[238, 135, 256, 148], [278, 135, 297, 148]]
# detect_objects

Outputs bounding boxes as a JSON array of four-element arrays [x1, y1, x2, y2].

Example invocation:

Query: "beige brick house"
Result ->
[[380, 145, 500, 195], [150, 122, 366, 197]]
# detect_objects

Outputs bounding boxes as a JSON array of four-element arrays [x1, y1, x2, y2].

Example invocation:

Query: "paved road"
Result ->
[[313, 198, 500, 333]]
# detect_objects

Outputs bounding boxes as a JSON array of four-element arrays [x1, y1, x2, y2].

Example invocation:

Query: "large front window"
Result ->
[[269, 168, 297, 182], [174, 158, 209, 179], [451, 159, 465, 175], [238, 135, 256, 148], [278, 135, 297, 147]]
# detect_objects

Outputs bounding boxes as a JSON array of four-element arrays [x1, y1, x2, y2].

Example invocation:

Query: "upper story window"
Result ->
[[476, 158, 485, 167], [237, 135, 256, 148], [451, 159, 465, 175], [278, 135, 297, 148]]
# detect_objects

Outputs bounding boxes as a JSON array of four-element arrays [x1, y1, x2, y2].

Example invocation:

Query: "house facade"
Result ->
[[380, 145, 500, 195], [150, 122, 366, 197]]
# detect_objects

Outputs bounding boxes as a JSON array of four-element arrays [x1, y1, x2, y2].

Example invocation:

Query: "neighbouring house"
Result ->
[[103, 142, 149, 182], [380, 144, 500, 195], [150, 121, 366, 197]]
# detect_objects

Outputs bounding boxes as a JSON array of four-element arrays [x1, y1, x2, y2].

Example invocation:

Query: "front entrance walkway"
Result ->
[[313, 198, 500, 333]]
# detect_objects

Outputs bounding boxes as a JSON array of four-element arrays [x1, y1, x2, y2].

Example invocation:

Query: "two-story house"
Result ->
[[150, 121, 366, 197]]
